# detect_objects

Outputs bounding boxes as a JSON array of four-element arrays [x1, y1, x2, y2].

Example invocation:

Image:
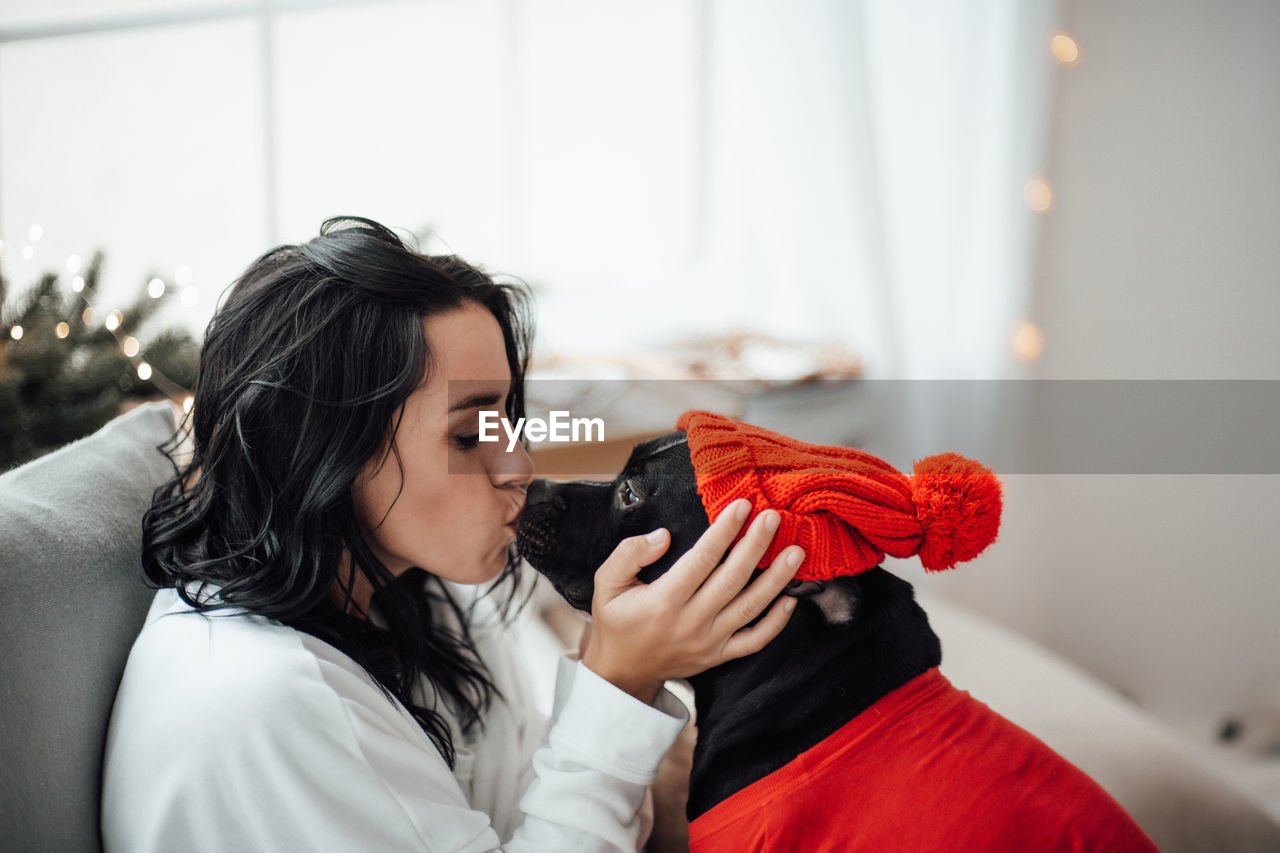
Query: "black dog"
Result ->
[[517, 432, 938, 814], [517, 431, 1155, 850]]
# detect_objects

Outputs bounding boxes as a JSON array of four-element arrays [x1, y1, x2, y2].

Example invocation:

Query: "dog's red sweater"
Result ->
[[687, 668, 1157, 852]]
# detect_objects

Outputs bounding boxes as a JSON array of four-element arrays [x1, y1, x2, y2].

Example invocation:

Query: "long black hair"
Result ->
[[143, 216, 534, 766]]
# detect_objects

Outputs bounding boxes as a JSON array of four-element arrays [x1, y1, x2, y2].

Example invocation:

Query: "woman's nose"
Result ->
[[489, 439, 533, 488]]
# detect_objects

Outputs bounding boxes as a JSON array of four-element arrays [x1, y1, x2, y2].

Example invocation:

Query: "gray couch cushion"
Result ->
[[0, 402, 177, 853]]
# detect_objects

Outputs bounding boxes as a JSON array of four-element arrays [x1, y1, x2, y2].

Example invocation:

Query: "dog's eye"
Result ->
[[620, 481, 640, 506]]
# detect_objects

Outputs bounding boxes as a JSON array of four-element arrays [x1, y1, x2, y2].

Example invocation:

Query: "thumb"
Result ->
[[595, 528, 670, 597]]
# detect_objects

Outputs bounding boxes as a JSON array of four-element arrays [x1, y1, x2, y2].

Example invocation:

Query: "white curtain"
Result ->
[[1, 0, 1060, 387], [667, 0, 1059, 382]]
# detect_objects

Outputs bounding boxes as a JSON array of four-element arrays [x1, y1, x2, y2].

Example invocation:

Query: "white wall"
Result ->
[[905, 0, 1280, 743]]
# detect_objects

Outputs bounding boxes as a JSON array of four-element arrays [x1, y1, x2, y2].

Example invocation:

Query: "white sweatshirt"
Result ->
[[101, 585, 689, 852]]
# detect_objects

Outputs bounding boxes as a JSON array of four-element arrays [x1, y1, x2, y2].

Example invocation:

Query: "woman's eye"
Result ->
[[620, 482, 640, 506], [453, 434, 481, 450]]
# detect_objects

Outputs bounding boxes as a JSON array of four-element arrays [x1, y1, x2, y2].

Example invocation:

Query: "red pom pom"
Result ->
[[909, 453, 1003, 571]]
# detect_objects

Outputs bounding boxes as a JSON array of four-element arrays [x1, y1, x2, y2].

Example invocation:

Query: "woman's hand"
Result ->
[[581, 498, 805, 704]]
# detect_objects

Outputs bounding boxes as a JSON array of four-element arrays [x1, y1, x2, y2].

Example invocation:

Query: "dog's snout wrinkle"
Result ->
[[514, 500, 563, 564]]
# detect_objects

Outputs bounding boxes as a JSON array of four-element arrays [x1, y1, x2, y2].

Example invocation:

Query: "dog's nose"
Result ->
[[525, 478, 552, 507], [524, 478, 571, 515]]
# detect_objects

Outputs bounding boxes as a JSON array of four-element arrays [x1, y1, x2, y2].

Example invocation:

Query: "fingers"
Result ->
[[719, 595, 796, 661], [712, 543, 806, 636], [655, 499, 754, 602], [584, 502, 805, 695], [687, 507, 786, 617], [594, 528, 671, 598]]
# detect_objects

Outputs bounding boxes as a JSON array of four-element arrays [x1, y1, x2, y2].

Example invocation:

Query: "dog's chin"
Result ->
[[554, 584, 594, 613]]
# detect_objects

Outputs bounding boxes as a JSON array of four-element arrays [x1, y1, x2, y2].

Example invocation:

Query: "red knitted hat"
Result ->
[[676, 410, 1003, 581]]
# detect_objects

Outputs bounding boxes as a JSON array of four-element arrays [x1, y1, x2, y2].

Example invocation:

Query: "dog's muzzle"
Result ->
[[515, 486, 597, 610], [514, 498, 563, 565]]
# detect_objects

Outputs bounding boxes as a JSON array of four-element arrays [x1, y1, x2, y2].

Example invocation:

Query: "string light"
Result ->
[[1049, 31, 1081, 67], [1011, 319, 1045, 362], [1024, 178, 1054, 212], [6, 224, 191, 399]]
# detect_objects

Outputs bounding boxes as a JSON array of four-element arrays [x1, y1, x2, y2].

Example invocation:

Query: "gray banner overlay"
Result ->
[[447, 379, 1280, 476]]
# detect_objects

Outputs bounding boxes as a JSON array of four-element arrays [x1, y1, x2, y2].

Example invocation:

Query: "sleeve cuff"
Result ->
[[547, 656, 690, 786]]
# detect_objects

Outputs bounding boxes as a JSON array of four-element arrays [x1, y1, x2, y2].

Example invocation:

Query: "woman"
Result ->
[[101, 217, 804, 851]]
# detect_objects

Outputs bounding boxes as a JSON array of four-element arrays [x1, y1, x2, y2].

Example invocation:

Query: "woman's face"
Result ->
[[352, 301, 533, 586]]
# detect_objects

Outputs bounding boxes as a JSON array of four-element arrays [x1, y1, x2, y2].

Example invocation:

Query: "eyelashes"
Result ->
[[453, 434, 481, 450]]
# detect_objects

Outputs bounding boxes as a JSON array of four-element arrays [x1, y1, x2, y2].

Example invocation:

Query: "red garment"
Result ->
[[688, 669, 1157, 853], [676, 410, 1003, 580]]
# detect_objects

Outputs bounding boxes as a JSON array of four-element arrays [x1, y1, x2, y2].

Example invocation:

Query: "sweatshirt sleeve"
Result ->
[[102, 609, 689, 853], [509, 656, 688, 851]]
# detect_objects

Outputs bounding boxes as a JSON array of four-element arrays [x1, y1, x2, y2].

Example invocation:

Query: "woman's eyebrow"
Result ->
[[448, 391, 505, 413]]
